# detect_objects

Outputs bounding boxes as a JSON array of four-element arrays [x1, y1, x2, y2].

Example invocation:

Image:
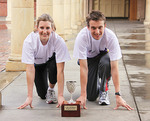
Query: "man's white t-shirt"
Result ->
[[22, 31, 70, 64], [73, 27, 122, 61]]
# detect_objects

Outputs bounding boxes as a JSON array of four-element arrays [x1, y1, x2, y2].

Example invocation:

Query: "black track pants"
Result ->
[[34, 53, 57, 99], [87, 53, 111, 101]]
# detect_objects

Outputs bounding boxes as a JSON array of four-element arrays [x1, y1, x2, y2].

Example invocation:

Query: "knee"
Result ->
[[37, 92, 46, 99], [87, 93, 98, 101], [87, 96, 97, 101], [40, 96, 46, 99]]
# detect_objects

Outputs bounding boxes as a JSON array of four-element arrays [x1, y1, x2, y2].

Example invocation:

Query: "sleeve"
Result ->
[[54, 34, 71, 63], [73, 32, 87, 59], [107, 34, 122, 61], [22, 34, 35, 64]]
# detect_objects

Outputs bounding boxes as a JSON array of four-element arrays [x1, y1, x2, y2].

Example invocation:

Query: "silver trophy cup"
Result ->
[[66, 81, 77, 104]]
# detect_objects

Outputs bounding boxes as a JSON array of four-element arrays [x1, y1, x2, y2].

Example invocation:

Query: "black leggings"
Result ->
[[87, 53, 111, 101], [34, 53, 57, 99]]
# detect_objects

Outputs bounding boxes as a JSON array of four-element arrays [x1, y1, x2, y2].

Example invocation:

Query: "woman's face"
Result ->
[[37, 21, 52, 45]]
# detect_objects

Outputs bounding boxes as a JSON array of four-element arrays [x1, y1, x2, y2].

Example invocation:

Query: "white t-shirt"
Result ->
[[73, 27, 122, 61], [22, 31, 70, 64]]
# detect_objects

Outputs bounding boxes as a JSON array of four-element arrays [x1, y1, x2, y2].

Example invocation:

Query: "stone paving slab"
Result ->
[[1, 80, 139, 121], [0, 109, 140, 121], [140, 111, 150, 121], [0, 72, 22, 91]]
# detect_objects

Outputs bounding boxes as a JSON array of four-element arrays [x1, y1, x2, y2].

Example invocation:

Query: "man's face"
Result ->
[[88, 20, 106, 40], [37, 21, 52, 45]]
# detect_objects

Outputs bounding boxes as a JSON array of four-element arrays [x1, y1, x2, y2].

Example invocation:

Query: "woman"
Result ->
[[18, 14, 70, 109]]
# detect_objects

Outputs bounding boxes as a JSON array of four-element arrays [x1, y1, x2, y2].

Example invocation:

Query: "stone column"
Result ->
[[36, 0, 53, 19], [76, 0, 82, 27], [71, 0, 78, 34], [144, 0, 150, 25], [6, 0, 11, 21], [93, 0, 99, 10], [64, 0, 72, 40], [80, 0, 85, 24], [6, 0, 34, 71], [53, 0, 64, 38], [84, 0, 89, 22], [89, 0, 93, 13]]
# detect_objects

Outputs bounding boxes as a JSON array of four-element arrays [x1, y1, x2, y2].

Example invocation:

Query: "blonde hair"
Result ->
[[34, 13, 56, 32]]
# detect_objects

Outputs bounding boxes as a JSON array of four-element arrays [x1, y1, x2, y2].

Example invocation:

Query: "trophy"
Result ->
[[61, 81, 81, 117], [66, 81, 76, 104]]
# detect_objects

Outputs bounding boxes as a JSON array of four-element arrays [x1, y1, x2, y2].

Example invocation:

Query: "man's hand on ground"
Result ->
[[114, 96, 134, 111]]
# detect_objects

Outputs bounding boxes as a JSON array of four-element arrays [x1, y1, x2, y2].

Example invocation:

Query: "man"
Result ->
[[18, 14, 70, 109], [73, 11, 133, 110]]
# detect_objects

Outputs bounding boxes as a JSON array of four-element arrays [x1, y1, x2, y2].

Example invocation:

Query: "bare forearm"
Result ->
[[57, 72, 64, 96], [79, 59, 88, 97], [57, 62, 65, 97], [111, 61, 120, 92], [80, 67, 88, 96], [26, 65, 35, 98], [112, 70, 120, 92]]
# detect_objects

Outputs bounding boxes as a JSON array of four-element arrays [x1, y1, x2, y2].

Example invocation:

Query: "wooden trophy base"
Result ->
[[61, 101, 81, 117]]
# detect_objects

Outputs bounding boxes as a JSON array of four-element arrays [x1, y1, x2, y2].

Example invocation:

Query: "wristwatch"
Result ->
[[115, 92, 121, 96]]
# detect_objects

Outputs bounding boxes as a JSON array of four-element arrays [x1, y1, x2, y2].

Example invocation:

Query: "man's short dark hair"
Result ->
[[86, 10, 106, 27]]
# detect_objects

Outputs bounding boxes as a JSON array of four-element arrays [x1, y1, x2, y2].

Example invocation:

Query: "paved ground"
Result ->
[[0, 18, 11, 72], [0, 18, 150, 121]]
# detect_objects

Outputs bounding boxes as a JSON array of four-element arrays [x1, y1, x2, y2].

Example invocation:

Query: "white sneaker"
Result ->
[[46, 89, 57, 104], [99, 91, 110, 105]]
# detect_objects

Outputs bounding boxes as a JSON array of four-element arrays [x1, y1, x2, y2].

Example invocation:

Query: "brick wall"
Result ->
[[0, 1, 36, 17], [0, 0, 7, 2], [0, 0, 7, 17]]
